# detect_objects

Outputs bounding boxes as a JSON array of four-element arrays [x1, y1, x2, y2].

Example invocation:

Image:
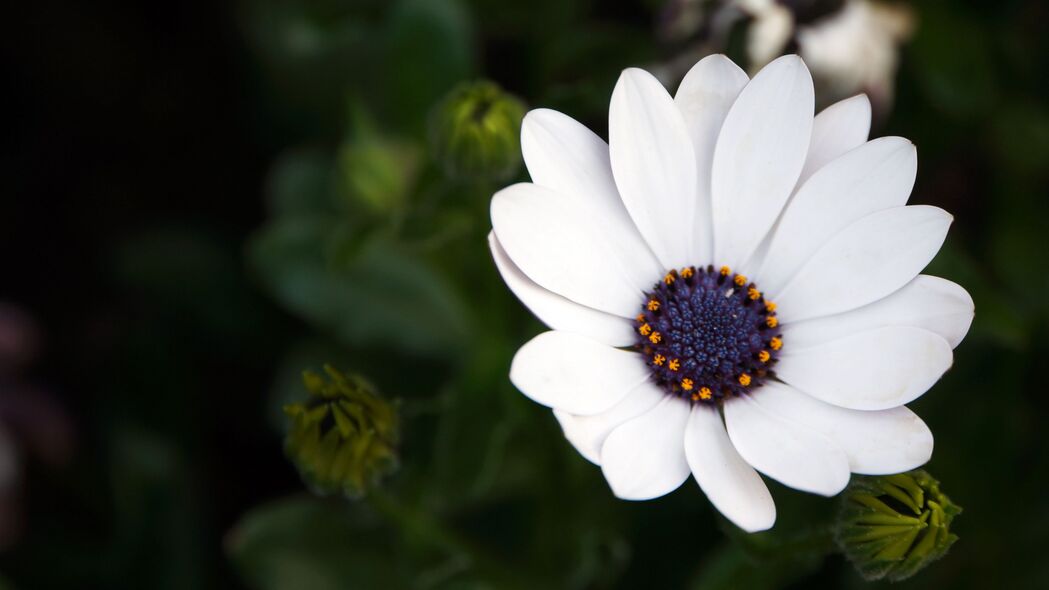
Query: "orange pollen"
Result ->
[[719, 266, 731, 276], [638, 323, 652, 336], [738, 373, 752, 387], [653, 354, 666, 366], [747, 287, 761, 300], [766, 316, 778, 328], [758, 350, 771, 363], [647, 299, 660, 311], [636, 313, 646, 322], [734, 275, 747, 287], [769, 337, 783, 351], [699, 387, 713, 400], [668, 358, 680, 371], [765, 301, 777, 312], [664, 273, 676, 285], [681, 378, 694, 391], [680, 267, 694, 278], [649, 331, 662, 344]]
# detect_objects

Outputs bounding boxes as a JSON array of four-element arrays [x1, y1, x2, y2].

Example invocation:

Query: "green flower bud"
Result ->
[[836, 470, 961, 582], [283, 366, 398, 499], [429, 80, 526, 182], [337, 136, 421, 214]]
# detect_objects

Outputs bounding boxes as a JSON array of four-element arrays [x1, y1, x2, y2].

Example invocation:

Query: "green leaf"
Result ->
[[226, 496, 406, 590]]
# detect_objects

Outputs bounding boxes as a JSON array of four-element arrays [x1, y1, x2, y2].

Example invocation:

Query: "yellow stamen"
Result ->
[[664, 272, 676, 285], [738, 373, 752, 387], [734, 274, 747, 287], [690, 391, 701, 401], [653, 354, 666, 366], [636, 313, 645, 322], [769, 337, 783, 351], [638, 323, 652, 336], [668, 358, 680, 371], [699, 387, 712, 400], [680, 267, 694, 278], [758, 350, 771, 363], [765, 301, 777, 313], [747, 287, 761, 300], [649, 331, 662, 344], [681, 378, 694, 391], [766, 316, 778, 328], [719, 266, 731, 276], [647, 299, 660, 311]]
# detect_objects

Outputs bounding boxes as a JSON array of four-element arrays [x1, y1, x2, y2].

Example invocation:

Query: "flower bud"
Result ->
[[835, 470, 961, 582], [336, 136, 421, 214], [283, 366, 398, 499], [429, 80, 526, 182]]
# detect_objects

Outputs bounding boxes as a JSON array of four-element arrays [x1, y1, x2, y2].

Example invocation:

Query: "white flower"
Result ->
[[743, 0, 915, 108], [488, 55, 973, 532]]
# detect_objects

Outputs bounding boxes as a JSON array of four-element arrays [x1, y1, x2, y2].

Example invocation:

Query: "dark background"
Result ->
[[2, 0, 1048, 588]]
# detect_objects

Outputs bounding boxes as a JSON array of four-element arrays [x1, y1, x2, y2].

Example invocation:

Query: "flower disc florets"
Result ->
[[635, 265, 782, 403]]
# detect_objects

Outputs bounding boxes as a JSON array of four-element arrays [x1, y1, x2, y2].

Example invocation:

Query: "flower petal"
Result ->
[[552, 381, 666, 465], [798, 94, 872, 186], [711, 54, 814, 270], [510, 331, 650, 415], [774, 205, 953, 323], [521, 109, 662, 278], [782, 275, 974, 350], [685, 404, 776, 532], [601, 396, 691, 500], [724, 393, 850, 496], [751, 382, 933, 475], [776, 326, 953, 411], [757, 136, 917, 295], [489, 232, 636, 347], [674, 55, 750, 263], [491, 183, 646, 316], [609, 68, 699, 269]]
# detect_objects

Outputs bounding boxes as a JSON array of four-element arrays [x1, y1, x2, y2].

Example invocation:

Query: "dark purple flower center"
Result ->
[[634, 265, 783, 404]]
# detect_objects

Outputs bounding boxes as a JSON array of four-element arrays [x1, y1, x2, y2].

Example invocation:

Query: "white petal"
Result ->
[[798, 94, 872, 186], [521, 109, 662, 279], [711, 55, 814, 270], [609, 68, 699, 269], [601, 396, 691, 500], [489, 232, 635, 347], [491, 183, 647, 316], [757, 137, 917, 295], [724, 394, 850, 496], [553, 381, 666, 465], [751, 382, 933, 475], [674, 55, 750, 263], [782, 275, 974, 350], [510, 331, 650, 415], [684, 404, 776, 532], [776, 326, 953, 411], [774, 205, 953, 323]]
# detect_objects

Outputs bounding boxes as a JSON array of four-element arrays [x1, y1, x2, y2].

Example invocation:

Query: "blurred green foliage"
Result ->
[[3, 0, 1049, 589]]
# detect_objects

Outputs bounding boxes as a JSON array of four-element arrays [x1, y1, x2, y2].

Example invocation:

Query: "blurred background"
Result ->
[[2, 0, 1048, 588]]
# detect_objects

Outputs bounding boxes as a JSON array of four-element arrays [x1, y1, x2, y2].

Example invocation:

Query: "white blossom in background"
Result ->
[[741, 0, 915, 110], [488, 54, 972, 532]]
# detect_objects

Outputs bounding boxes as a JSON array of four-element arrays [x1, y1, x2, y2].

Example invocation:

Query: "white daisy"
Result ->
[[488, 54, 973, 532]]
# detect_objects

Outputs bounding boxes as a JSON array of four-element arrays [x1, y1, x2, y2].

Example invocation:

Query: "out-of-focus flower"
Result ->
[[429, 81, 526, 183], [836, 470, 960, 581], [337, 135, 422, 214], [284, 366, 398, 499], [489, 54, 972, 532], [742, 0, 915, 110], [0, 302, 75, 549]]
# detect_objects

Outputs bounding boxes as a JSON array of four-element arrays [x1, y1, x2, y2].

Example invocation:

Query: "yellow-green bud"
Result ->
[[336, 136, 421, 214], [836, 470, 961, 582], [429, 80, 526, 182], [283, 366, 398, 499]]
